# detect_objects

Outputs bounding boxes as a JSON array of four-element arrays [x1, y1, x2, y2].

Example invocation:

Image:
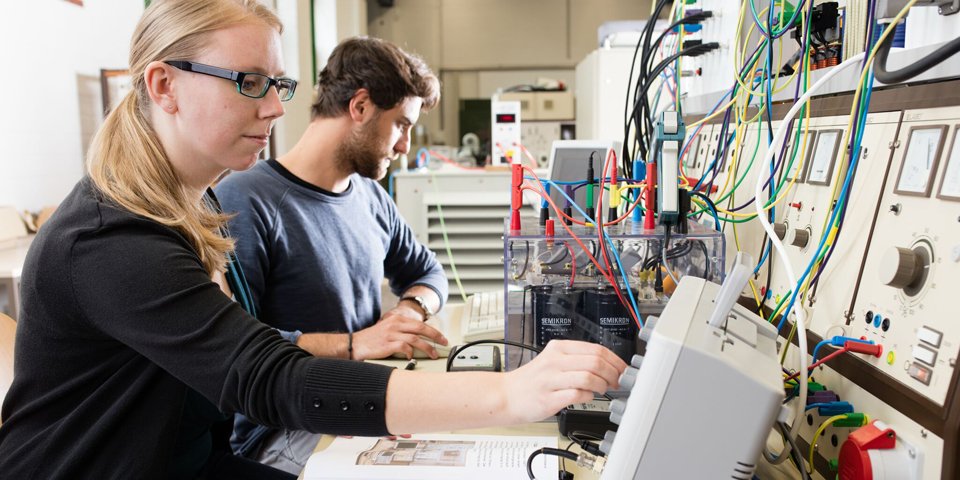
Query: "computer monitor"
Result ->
[[546, 140, 623, 218]]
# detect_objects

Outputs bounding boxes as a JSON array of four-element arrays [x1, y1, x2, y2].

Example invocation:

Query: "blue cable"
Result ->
[[679, 89, 732, 179], [749, 0, 807, 39], [811, 340, 830, 363], [632, 159, 645, 223], [548, 179, 643, 325], [776, 78, 875, 332], [754, 241, 770, 275], [812, 336, 876, 362]]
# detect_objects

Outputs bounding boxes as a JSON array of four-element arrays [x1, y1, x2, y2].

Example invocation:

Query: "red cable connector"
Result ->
[[845, 340, 883, 357], [644, 162, 657, 230], [510, 163, 523, 231]]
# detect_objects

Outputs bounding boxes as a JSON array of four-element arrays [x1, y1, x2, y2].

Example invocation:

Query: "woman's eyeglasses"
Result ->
[[165, 60, 297, 101]]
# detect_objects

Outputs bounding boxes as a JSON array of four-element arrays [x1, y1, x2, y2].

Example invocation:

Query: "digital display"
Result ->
[[495, 113, 517, 124]]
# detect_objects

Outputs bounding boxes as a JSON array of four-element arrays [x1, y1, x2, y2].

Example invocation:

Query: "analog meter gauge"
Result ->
[[937, 128, 960, 200], [785, 131, 815, 182], [807, 130, 840, 185], [895, 126, 946, 196]]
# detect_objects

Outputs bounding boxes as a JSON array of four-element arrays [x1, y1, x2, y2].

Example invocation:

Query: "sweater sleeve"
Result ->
[[70, 221, 394, 436], [379, 186, 449, 308]]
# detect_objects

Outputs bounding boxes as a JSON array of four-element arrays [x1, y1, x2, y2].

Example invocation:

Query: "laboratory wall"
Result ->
[[366, 0, 653, 146], [0, 1, 144, 212]]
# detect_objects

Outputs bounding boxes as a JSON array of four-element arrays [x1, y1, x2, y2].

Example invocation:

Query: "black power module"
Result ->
[[557, 399, 617, 439]]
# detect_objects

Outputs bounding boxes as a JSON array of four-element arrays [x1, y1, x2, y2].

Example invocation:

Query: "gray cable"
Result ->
[[778, 421, 812, 480]]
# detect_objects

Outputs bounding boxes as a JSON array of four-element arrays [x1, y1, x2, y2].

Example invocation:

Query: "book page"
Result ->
[[303, 434, 558, 480]]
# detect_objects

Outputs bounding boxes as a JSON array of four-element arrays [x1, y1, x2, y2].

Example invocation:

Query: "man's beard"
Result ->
[[336, 120, 390, 180]]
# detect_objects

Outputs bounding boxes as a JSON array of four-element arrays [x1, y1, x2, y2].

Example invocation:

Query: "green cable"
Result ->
[[428, 171, 469, 303], [586, 184, 594, 215], [689, 25, 813, 221], [768, 289, 793, 323]]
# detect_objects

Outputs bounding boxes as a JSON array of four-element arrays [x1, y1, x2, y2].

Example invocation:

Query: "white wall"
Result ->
[[0, 1, 143, 212], [273, 0, 367, 156]]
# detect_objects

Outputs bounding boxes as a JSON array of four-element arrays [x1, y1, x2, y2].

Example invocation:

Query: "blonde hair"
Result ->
[[87, 0, 282, 274]]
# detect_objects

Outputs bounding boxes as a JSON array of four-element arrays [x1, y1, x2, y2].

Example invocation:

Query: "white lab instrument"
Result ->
[[598, 275, 785, 479]]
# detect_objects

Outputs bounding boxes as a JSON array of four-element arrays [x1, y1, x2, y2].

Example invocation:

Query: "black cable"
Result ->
[[874, 28, 960, 84], [516, 241, 531, 277], [447, 339, 542, 372], [624, 0, 670, 167], [643, 12, 714, 76], [527, 447, 579, 480], [568, 430, 605, 457], [561, 441, 577, 475], [519, 285, 530, 369], [629, 43, 720, 154], [695, 239, 710, 279], [635, 0, 672, 161], [642, 241, 693, 270]]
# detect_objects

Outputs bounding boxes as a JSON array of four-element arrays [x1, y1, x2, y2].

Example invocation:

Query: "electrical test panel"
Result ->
[[767, 105, 960, 480], [852, 106, 960, 407], [767, 111, 904, 336]]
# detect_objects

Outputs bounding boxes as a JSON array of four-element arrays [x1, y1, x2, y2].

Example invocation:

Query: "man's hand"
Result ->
[[352, 309, 448, 360]]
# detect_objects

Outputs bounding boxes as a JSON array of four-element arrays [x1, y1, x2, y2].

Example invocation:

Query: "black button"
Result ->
[[470, 355, 479, 359], [364, 401, 376, 412], [340, 400, 351, 411], [312, 397, 322, 409]]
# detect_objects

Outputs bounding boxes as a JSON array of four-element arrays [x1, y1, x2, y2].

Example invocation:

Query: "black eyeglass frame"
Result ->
[[164, 60, 297, 101]]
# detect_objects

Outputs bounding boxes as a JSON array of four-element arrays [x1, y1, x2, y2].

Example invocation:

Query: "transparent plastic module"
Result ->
[[501, 218, 725, 370]]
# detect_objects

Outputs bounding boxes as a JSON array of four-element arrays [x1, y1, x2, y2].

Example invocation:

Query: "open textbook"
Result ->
[[302, 434, 558, 480]]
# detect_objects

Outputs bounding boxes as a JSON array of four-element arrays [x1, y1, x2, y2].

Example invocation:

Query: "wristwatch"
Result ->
[[399, 295, 433, 321]]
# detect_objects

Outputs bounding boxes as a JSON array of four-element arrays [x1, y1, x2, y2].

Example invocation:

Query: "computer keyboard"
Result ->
[[460, 290, 505, 343]]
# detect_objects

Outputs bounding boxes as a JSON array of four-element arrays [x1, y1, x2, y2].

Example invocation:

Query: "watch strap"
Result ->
[[399, 295, 433, 320]]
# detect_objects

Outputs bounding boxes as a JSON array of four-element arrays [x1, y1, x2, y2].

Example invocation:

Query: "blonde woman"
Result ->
[[0, 1, 626, 478]]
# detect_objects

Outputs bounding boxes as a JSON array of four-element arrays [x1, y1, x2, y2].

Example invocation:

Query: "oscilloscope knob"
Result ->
[[879, 246, 923, 290], [609, 398, 628, 425], [638, 316, 658, 343], [618, 367, 639, 391]]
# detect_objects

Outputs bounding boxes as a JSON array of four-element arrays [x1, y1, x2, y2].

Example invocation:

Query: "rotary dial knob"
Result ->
[[790, 229, 810, 248], [773, 223, 787, 240], [879, 246, 923, 289]]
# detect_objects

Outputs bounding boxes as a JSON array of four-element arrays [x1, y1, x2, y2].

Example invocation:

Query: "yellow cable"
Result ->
[[713, 23, 814, 218], [808, 414, 871, 474], [792, 0, 918, 310]]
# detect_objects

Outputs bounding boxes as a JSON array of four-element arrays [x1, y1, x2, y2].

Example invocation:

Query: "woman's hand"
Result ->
[[502, 340, 628, 424]]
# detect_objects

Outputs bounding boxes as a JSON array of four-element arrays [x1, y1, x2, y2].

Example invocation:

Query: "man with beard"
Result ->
[[214, 37, 448, 474]]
